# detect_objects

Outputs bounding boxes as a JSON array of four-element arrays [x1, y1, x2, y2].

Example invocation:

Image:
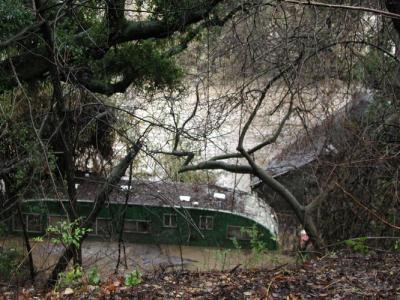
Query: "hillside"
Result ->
[[2, 250, 399, 299]]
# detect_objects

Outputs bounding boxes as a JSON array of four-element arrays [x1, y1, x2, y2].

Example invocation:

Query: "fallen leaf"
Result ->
[[63, 288, 74, 296]]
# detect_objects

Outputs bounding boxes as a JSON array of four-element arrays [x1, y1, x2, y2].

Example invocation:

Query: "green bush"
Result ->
[[0, 247, 24, 281], [242, 225, 267, 267], [345, 237, 369, 254], [47, 218, 92, 248], [124, 270, 142, 287], [214, 248, 231, 270], [87, 267, 101, 285], [56, 265, 84, 290]]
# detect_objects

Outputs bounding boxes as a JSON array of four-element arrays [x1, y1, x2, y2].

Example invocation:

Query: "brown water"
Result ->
[[1, 237, 294, 281]]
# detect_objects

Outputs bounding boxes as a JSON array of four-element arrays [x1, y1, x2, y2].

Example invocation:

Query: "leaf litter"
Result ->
[[1, 250, 399, 299]]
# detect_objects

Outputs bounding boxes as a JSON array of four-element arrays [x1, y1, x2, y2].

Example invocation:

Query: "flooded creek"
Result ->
[[1, 237, 294, 281]]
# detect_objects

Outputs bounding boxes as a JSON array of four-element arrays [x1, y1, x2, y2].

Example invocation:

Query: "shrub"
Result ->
[[345, 237, 369, 255], [124, 270, 142, 287], [0, 247, 24, 282], [47, 218, 92, 249], [56, 265, 84, 290], [87, 267, 101, 285]]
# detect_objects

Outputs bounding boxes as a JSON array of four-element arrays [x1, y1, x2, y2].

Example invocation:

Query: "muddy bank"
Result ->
[[0, 237, 293, 282]]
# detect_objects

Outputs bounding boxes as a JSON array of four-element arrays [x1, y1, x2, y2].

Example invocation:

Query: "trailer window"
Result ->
[[28, 214, 42, 232], [163, 214, 177, 228], [199, 216, 214, 230], [123, 220, 138, 233], [13, 214, 42, 233], [123, 220, 150, 233], [48, 215, 68, 226], [137, 221, 150, 233], [13, 215, 23, 231], [226, 225, 251, 240]]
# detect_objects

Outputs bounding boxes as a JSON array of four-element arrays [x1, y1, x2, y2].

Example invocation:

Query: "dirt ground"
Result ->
[[64, 250, 400, 299], [1, 250, 399, 299]]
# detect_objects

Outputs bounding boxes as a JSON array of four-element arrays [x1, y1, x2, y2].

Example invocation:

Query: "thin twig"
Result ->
[[284, 0, 400, 20], [335, 182, 400, 230]]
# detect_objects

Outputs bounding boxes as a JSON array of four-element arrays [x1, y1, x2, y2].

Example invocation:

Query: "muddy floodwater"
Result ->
[[1, 237, 294, 280]]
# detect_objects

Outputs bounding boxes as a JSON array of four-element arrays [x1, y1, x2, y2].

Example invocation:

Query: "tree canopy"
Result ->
[[2, 0, 400, 285]]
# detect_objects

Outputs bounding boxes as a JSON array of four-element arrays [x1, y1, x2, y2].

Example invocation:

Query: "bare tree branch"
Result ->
[[47, 140, 142, 286], [285, 0, 400, 20], [179, 160, 254, 174]]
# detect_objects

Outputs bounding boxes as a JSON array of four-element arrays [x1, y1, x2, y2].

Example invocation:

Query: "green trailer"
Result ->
[[6, 178, 278, 249]]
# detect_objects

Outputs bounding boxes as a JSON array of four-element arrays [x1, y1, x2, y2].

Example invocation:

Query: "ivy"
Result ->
[[0, 0, 34, 40], [90, 40, 183, 91]]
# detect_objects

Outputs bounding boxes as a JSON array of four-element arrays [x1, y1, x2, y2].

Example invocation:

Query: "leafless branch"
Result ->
[[284, 0, 400, 20]]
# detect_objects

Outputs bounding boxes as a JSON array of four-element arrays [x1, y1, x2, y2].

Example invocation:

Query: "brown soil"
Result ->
[[1, 250, 399, 299]]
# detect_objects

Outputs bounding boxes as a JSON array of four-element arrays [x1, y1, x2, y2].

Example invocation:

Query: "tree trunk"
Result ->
[[239, 148, 325, 249], [34, 0, 82, 265], [16, 202, 35, 281], [115, 162, 133, 273], [47, 142, 142, 287]]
